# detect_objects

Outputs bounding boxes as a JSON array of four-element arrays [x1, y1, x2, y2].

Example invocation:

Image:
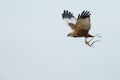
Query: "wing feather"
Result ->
[[76, 10, 91, 32], [62, 10, 77, 31]]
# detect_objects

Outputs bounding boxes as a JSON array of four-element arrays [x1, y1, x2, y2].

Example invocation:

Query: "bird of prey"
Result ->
[[62, 10, 100, 47]]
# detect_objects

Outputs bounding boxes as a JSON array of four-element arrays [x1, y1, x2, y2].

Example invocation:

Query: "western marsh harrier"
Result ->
[[62, 10, 100, 47]]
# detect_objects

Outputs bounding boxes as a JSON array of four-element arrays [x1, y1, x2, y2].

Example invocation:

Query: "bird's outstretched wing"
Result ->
[[62, 10, 77, 31], [76, 10, 91, 32]]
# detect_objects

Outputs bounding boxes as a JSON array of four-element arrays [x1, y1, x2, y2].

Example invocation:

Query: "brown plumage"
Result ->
[[62, 10, 100, 47]]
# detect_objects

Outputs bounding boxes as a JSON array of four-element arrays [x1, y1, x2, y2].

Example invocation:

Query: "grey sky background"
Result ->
[[0, 0, 120, 80]]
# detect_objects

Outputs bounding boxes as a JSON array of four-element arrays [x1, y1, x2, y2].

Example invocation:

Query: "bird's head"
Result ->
[[67, 33, 73, 37]]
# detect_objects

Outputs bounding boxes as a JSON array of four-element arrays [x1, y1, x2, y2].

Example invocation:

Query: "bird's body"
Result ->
[[62, 10, 99, 47]]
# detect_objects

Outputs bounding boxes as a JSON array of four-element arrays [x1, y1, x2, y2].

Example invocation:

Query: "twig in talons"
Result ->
[[90, 40, 100, 47], [94, 34, 101, 38]]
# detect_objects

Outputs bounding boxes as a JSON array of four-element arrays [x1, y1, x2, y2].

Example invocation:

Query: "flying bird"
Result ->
[[62, 10, 100, 47]]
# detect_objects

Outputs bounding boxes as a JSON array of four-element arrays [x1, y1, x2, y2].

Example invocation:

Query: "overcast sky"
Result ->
[[0, 0, 120, 80]]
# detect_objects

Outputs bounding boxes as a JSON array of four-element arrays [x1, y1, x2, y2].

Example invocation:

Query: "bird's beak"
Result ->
[[67, 34, 70, 37]]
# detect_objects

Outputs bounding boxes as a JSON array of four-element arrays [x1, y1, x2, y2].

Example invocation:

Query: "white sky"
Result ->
[[0, 0, 120, 80]]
